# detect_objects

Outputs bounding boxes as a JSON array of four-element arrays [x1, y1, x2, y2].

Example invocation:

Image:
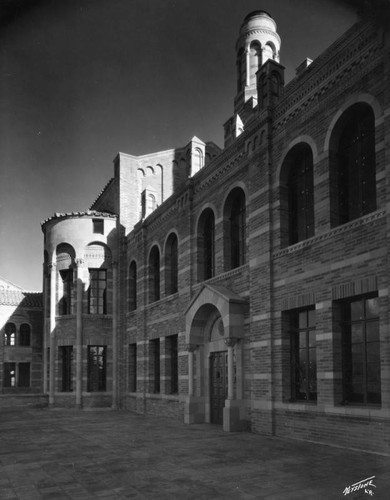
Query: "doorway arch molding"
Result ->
[[185, 283, 247, 345]]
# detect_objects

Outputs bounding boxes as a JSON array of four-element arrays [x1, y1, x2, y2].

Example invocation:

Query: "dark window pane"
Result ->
[[18, 363, 30, 387], [351, 300, 364, 321], [19, 324, 31, 346], [366, 298, 379, 319], [87, 345, 106, 391]]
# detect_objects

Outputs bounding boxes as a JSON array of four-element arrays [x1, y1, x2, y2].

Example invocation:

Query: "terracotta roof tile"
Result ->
[[0, 290, 43, 308], [41, 210, 117, 227]]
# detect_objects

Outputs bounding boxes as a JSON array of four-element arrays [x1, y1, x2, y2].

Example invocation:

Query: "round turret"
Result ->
[[236, 11, 281, 92]]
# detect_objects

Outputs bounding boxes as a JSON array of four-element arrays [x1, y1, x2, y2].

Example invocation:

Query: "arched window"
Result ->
[[59, 269, 73, 315], [56, 243, 75, 316], [330, 103, 376, 226], [195, 148, 204, 171], [249, 41, 262, 86], [149, 246, 160, 303], [4, 323, 16, 346], [128, 261, 137, 312], [197, 209, 215, 281], [280, 144, 314, 246], [85, 243, 111, 315], [148, 194, 156, 213], [19, 323, 31, 347], [165, 233, 178, 295], [224, 188, 246, 270]]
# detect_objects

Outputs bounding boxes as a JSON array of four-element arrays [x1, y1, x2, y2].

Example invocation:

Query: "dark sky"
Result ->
[[0, 0, 357, 290]]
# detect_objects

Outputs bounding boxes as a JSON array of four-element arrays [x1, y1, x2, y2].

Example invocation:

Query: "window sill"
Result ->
[[274, 209, 385, 258]]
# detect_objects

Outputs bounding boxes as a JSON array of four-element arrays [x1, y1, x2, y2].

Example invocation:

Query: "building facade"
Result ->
[[0, 277, 45, 408], [39, 10, 390, 453]]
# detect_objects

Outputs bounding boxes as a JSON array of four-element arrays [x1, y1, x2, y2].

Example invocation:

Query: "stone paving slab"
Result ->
[[0, 409, 388, 499]]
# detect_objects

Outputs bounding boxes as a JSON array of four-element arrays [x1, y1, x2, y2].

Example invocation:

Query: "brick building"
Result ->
[[0, 277, 45, 408], [39, 9, 389, 453]]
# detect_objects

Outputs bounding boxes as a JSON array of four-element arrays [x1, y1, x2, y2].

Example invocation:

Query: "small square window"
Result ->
[[93, 219, 104, 234]]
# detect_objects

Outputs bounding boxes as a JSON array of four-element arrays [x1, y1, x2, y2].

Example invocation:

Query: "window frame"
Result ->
[[197, 209, 215, 281], [88, 268, 107, 315], [340, 295, 381, 406], [4, 322, 16, 346], [289, 307, 317, 402], [330, 103, 376, 227], [87, 345, 107, 392], [19, 323, 31, 347]]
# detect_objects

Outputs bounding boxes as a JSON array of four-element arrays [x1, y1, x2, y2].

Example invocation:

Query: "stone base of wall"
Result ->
[[82, 394, 112, 408], [0, 394, 48, 409], [123, 393, 182, 421], [251, 406, 390, 455], [275, 408, 390, 455]]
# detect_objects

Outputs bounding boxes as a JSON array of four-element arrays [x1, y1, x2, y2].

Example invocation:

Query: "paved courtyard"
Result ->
[[0, 409, 389, 499]]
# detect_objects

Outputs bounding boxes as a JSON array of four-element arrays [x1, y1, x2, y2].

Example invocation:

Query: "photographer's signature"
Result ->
[[343, 476, 376, 496]]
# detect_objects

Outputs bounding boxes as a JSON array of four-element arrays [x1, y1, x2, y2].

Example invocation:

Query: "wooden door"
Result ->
[[210, 351, 227, 424]]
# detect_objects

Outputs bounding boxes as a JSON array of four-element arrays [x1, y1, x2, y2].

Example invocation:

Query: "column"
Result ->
[[184, 343, 205, 425], [43, 267, 49, 393], [187, 344, 197, 396], [225, 338, 237, 400], [112, 261, 118, 409], [49, 262, 56, 407], [245, 48, 250, 87], [75, 259, 84, 409]]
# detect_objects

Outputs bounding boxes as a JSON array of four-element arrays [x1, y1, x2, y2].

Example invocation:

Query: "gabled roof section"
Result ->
[[0, 276, 23, 291], [89, 177, 115, 210], [0, 289, 43, 308]]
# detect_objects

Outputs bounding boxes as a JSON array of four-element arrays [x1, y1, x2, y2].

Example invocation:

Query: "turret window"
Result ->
[[88, 269, 107, 314]]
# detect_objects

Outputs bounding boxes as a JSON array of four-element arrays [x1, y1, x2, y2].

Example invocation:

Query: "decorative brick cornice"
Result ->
[[239, 28, 281, 45], [206, 264, 249, 284], [273, 210, 385, 259], [194, 150, 246, 195], [273, 21, 381, 131]]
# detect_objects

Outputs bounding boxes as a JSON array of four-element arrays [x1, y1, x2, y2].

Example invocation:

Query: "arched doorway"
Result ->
[[184, 284, 248, 431]]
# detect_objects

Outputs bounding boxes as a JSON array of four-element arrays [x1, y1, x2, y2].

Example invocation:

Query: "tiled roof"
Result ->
[[89, 178, 115, 209], [41, 210, 117, 227], [0, 290, 43, 308]]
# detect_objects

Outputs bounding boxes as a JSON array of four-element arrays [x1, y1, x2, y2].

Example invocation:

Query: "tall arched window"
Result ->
[[128, 261, 137, 312], [19, 323, 31, 347], [197, 209, 215, 281], [280, 144, 314, 246], [224, 188, 246, 270], [165, 233, 178, 295], [288, 145, 314, 244], [149, 246, 160, 303], [330, 103, 376, 226], [4, 323, 16, 346]]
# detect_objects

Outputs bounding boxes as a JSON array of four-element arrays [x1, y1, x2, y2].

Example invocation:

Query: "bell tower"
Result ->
[[235, 10, 281, 114], [224, 11, 282, 147]]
